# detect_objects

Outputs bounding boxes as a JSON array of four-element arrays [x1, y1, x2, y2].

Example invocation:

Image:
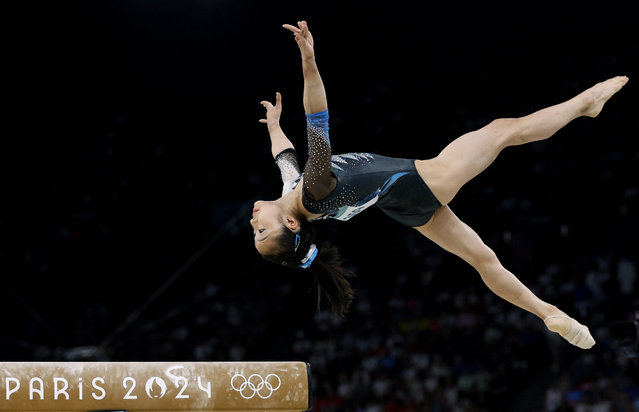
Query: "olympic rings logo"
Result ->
[[230, 373, 281, 399]]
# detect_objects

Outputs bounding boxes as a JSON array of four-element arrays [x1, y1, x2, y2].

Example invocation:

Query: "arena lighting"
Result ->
[[0, 361, 311, 411]]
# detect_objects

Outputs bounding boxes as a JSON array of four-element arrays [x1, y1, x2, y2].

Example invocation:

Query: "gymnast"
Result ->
[[250, 20, 628, 349]]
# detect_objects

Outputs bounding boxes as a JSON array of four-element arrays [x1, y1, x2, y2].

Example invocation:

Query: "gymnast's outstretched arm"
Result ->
[[283, 20, 335, 201], [283, 20, 327, 114]]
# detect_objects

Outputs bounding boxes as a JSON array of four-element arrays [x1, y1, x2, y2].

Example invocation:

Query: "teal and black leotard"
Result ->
[[274, 110, 442, 227]]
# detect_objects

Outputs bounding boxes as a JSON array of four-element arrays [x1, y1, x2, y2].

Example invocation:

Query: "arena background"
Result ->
[[2, 1, 638, 410]]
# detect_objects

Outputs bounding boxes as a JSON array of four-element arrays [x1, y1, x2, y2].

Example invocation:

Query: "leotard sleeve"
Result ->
[[303, 109, 334, 201], [274, 148, 302, 196]]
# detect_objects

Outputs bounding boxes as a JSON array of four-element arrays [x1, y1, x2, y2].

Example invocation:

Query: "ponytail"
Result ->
[[310, 241, 356, 317], [261, 220, 356, 317]]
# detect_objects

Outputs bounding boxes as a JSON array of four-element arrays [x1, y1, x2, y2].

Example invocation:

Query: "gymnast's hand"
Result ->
[[259, 92, 282, 127], [283, 20, 315, 60]]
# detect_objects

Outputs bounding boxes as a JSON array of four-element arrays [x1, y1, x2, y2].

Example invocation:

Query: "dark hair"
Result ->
[[262, 218, 355, 317]]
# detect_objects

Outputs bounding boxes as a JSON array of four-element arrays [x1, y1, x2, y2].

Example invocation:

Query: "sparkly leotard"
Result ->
[[274, 110, 442, 227]]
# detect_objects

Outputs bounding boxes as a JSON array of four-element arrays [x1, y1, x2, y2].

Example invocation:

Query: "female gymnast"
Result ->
[[250, 20, 628, 349]]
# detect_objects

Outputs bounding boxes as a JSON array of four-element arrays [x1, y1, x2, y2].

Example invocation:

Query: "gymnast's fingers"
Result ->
[[282, 23, 300, 33]]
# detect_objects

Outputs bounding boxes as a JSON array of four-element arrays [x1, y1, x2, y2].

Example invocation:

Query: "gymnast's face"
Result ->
[[250, 200, 285, 255]]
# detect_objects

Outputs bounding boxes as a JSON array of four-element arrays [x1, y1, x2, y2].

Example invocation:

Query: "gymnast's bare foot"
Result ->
[[582, 75, 629, 118]]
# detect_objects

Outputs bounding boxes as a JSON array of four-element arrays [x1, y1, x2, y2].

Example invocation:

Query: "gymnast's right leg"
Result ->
[[416, 76, 629, 206]]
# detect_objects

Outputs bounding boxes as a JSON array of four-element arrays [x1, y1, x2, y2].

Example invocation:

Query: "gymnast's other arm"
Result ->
[[259, 92, 303, 196], [260, 92, 294, 158], [417, 205, 595, 349]]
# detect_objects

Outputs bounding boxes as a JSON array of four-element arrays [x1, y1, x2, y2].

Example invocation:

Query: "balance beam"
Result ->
[[0, 361, 311, 411]]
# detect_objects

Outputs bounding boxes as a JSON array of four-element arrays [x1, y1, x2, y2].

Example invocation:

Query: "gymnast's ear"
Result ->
[[283, 214, 300, 231]]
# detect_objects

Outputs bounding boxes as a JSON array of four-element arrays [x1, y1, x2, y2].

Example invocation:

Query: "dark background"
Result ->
[[2, 1, 638, 410]]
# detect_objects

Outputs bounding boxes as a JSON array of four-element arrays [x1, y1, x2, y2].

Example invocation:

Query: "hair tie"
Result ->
[[299, 244, 318, 269], [294, 233, 301, 252]]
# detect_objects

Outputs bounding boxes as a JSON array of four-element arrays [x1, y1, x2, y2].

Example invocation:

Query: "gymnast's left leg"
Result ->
[[416, 205, 595, 349], [416, 76, 628, 206]]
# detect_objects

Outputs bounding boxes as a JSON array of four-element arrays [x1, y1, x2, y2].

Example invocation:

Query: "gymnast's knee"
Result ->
[[485, 118, 523, 147], [466, 244, 500, 272]]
